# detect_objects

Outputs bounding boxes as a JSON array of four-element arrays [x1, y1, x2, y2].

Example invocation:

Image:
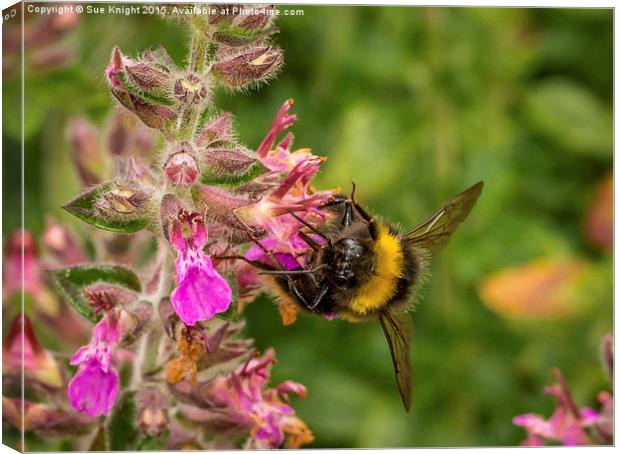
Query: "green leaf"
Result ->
[[525, 78, 612, 157], [107, 391, 138, 451], [62, 181, 152, 233], [49, 264, 142, 322]]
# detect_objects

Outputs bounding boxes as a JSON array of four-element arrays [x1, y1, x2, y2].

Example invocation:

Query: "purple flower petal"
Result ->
[[171, 264, 232, 326], [244, 241, 301, 270], [68, 360, 119, 418]]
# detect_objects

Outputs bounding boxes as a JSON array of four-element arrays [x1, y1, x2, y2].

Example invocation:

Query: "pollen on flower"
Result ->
[[166, 330, 206, 385]]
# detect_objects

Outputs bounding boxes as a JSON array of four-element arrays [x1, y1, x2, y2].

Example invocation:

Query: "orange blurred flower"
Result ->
[[478, 258, 590, 319]]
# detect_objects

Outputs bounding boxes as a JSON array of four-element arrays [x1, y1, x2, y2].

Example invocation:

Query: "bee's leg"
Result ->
[[308, 281, 330, 310], [353, 204, 377, 240], [288, 279, 313, 310]]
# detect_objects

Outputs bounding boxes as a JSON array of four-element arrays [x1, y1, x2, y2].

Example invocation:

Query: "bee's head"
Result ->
[[327, 237, 371, 287]]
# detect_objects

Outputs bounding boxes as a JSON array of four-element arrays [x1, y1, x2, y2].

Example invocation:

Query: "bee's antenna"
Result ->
[[350, 180, 357, 203], [347, 180, 378, 240]]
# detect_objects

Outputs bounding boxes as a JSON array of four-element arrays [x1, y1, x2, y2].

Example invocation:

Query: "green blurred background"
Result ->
[[3, 4, 613, 448]]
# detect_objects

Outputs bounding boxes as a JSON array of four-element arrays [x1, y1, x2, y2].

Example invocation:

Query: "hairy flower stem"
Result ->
[[131, 243, 171, 387], [141, 326, 164, 376], [189, 27, 208, 74], [131, 333, 149, 389], [177, 104, 201, 142]]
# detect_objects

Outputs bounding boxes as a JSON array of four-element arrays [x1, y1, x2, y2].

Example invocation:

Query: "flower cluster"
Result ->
[[180, 349, 314, 449], [513, 335, 614, 446], [3, 6, 320, 451]]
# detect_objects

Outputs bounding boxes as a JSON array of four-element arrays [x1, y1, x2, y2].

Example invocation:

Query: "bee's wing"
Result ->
[[403, 181, 483, 254], [379, 307, 413, 412]]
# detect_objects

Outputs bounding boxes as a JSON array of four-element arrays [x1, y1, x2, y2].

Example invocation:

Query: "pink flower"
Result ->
[[256, 98, 297, 160], [169, 211, 232, 326], [234, 99, 334, 270], [513, 368, 607, 446], [203, 349, 313, 449], [67, 359, 120, 418], [68, 313, 121, 417]]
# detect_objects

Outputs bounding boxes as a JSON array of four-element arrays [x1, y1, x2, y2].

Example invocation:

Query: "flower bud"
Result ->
[[212, 46, 283, 89], [125, 62, 174, 99], [111, 89, 177, 130], [174, 73, 208, 104], [232, 5, 275, 30], [199, 147, 267, 186], [138, 387, 169, 436], [119, 301, 153, 346], [160, 194, 183, 243], [194, 112, 234, 148], [192, 184, 257, 238], [106, 46, 129, 88], [164, 142, 199, 186], [107, 47, 177, 130]]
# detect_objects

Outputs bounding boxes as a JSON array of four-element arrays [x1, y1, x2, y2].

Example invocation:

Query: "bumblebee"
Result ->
[[247, 181, 483, 411]]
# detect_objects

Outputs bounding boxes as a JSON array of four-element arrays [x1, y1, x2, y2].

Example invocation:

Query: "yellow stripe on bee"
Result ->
[[349, 224, 405, 316]]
